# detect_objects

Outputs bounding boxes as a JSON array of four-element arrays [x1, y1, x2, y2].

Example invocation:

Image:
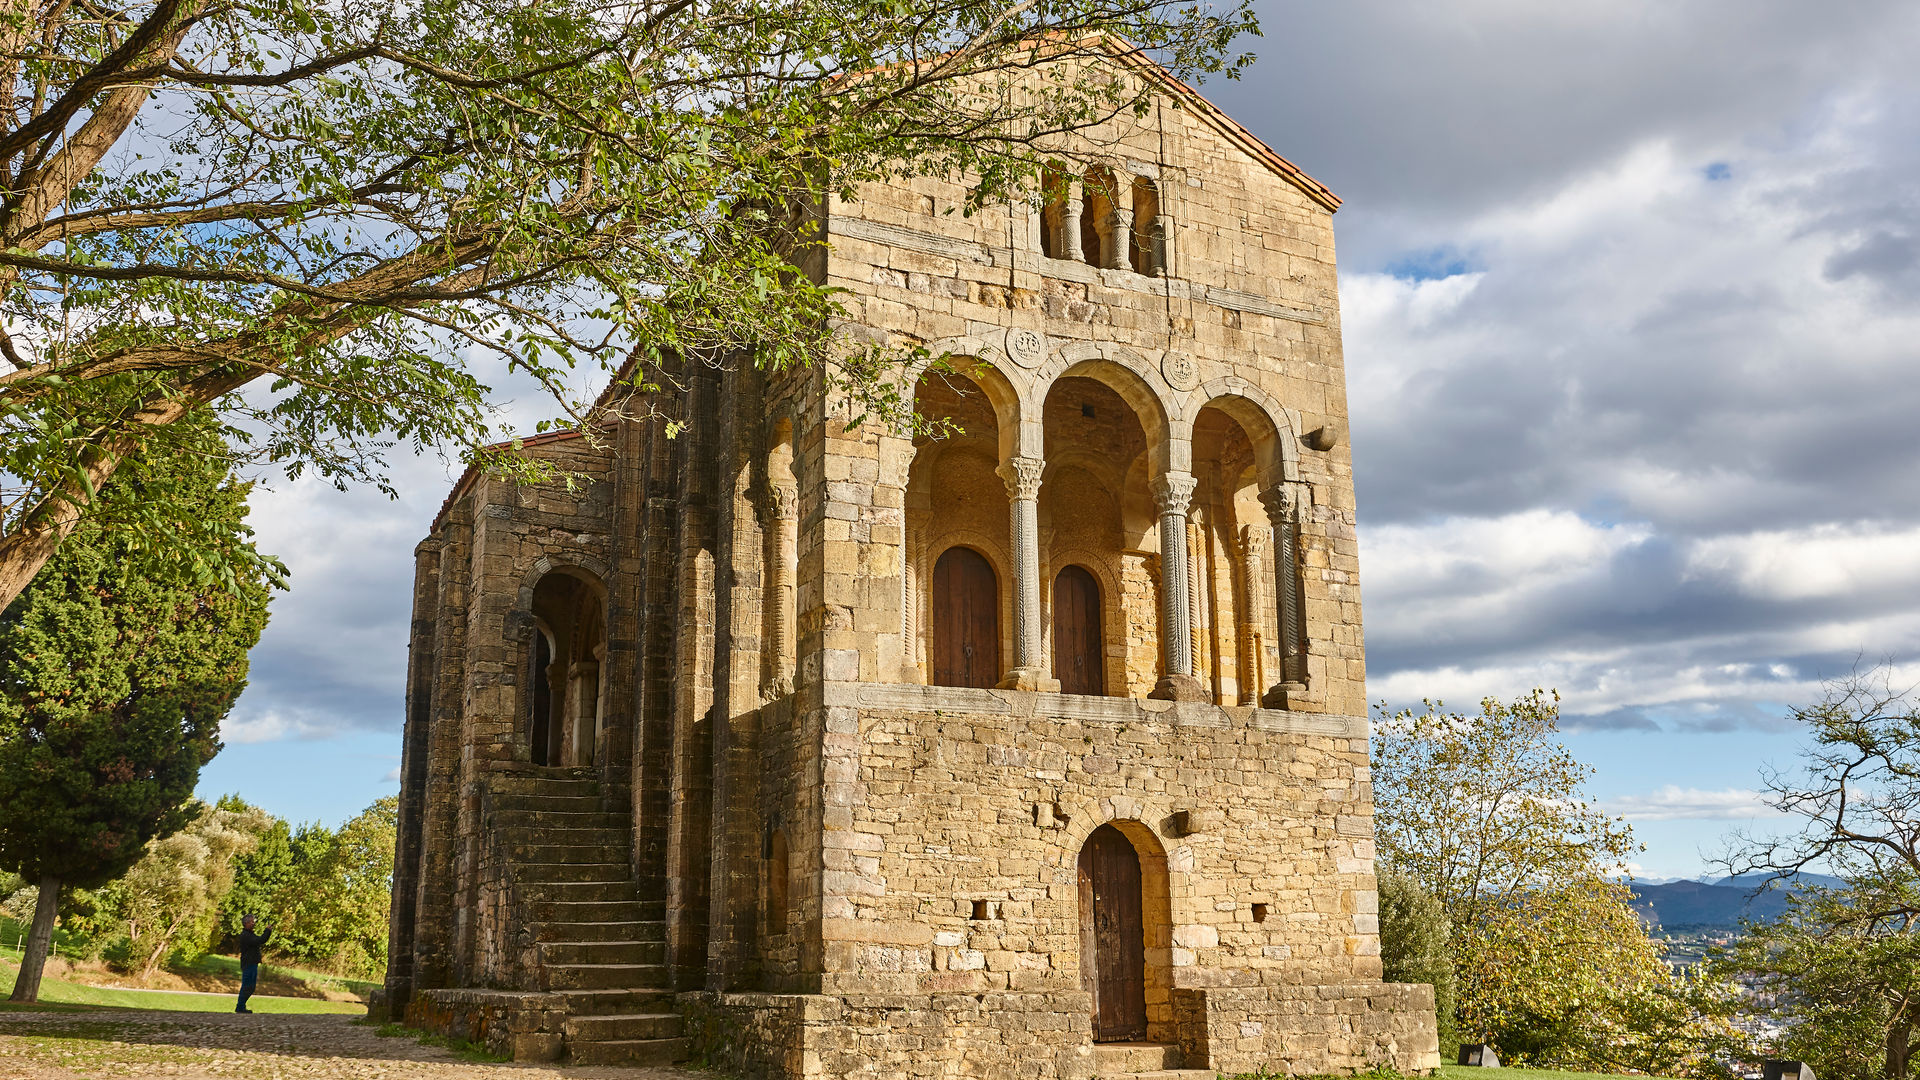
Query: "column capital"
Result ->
[[997, 456, 1046, 502], [768, 482, 799, 522], [1151, 473, 1197, 516], [1258, 483, 1307, 526]]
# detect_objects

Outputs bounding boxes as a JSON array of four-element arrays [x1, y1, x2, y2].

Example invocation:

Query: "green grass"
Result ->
[[179, 952, 378, 999], [0, 958, 363, 1014], [373, 1019, 510, 1062], [1440, 1067, 1681, 1080]]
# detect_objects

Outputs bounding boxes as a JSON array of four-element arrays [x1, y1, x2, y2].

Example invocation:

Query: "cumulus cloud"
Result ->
[[1231, 1, 1920, 733], [1603, 786, 1780, 822]]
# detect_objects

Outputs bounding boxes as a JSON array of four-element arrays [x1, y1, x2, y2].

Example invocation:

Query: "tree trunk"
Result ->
[[7, 874, 60, 1002], [1890, 1011, 1912, 1080]]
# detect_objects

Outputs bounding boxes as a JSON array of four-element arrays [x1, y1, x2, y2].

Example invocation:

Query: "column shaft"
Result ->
[[1062, 186, 1086, 263], [1149, 474, 1205, 701], [1260, 485, 1309, 706], [997, 457, 1051, 691]]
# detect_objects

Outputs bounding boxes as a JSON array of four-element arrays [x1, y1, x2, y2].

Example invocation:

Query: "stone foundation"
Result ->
[[683, 983, 1437, 1078], [1174, 983, 1440, 1074], [406, 987, 569, 1062]]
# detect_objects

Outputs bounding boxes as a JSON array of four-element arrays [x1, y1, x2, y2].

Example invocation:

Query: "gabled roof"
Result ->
[[431, 429, 587, 530], [1096, 37, 1341, 212]]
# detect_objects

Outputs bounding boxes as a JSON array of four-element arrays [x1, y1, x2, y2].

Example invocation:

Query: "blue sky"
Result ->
[[201, 0, 1920, 879]]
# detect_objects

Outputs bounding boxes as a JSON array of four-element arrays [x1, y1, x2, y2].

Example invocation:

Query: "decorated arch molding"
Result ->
[[1192, 375, 1303, 487], [918, 334, 1034, 460]]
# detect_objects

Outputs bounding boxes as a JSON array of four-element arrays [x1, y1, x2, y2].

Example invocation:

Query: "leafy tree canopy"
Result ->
[[0, 0, 1256, 607], [1373, 690, 1735, 1072], [1373, 689, 1640, 927]]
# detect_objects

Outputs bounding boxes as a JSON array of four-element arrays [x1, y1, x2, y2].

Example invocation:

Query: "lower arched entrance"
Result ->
[[1078, 824, 1147, 1041]]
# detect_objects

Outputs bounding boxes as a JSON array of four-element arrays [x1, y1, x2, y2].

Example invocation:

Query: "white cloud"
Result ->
[[1686, 524, 1920, 602], [1604, 786, 1779, 822]]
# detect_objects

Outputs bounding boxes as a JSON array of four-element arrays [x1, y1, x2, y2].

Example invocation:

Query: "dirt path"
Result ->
[[0, 1009, 710, 1079]]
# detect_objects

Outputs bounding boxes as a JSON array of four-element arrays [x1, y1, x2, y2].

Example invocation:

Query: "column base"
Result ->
[[997, 667, 1060, 693], [1149, 674, 1207, 702], [1260, 682, 1313, 709]]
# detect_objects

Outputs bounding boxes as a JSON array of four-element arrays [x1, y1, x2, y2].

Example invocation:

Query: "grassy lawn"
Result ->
[[180, 952, 378, 1000], [1441, 1067, 1681, 1080], [1, 956, 363, 1014]]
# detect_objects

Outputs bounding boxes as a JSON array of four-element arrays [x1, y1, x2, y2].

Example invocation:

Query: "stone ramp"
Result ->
[[491, 770, 688, 1066]]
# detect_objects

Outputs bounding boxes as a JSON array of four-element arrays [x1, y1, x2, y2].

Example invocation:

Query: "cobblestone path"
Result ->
[[0, 1009, 709, 1079]]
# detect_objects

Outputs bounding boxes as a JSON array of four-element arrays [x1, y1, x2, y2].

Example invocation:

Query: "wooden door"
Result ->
[[1078, 824, 1147, 1041], [529, 633, 553, 765], [931, 546, 1000, 688], [1052, 566, 1105, 696]]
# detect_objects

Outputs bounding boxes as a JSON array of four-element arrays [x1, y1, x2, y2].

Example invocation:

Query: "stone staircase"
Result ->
[[489, 771, 688, 1066], [1092, 1041, 1213, 1080]]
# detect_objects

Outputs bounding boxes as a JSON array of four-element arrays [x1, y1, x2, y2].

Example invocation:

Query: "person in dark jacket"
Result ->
[[235, 914, 273, 1013]]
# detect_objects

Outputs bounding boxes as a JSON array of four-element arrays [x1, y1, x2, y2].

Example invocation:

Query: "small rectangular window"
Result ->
[[1251, 903, 1269, 923]]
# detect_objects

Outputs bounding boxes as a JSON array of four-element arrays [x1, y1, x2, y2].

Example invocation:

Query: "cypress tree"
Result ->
[[0, 450, 273, 1001]]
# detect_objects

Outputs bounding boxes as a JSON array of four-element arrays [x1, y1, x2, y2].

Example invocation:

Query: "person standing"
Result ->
[[235, 914, 273, 1014]]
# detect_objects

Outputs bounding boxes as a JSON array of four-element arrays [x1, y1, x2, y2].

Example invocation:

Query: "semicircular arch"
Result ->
[[1193, 377, 1301, 486]]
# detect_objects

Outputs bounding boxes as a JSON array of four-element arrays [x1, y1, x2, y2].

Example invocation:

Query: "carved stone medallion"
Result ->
[[1006, 328, 1046, 370], [1160, 351, 1200, 391]]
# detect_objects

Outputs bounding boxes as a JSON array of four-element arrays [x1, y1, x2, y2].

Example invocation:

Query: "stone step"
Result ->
[[503, 840, 629, 865], [533, 919, 664, 944], [490, 809, 625, 831], [517, 880, 637, 904], [545, 963, 669, 990], [492, 794, 604, 815], [487, 764, 591, 791], [528, 899, 648, 924], [568, 1036, 691, 1067], [1093, 1043, 1183, 1075], [564, 1012, 684, 1042], [539, 939, 665, 966], [500, 820, 628, 841], [556, 987, 676, 1016], [515, 861, 630, 884]]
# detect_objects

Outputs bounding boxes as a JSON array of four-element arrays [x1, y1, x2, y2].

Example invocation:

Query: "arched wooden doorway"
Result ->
[[1078, 824, 1147, 1041], [931, 546, 1000, 688], [1052, 565, 1105, 696]]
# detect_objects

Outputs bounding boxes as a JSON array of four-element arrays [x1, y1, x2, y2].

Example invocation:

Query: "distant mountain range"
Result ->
[[1628, 873, 1846, 929]]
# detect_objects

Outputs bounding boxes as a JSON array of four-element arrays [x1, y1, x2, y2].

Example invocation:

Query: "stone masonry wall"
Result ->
[[1174, 983, 1441, 1074], [813, 685, 1380, 993]]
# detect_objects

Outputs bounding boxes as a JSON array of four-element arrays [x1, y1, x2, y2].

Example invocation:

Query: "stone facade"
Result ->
[[384, 44, 1438, 1078]]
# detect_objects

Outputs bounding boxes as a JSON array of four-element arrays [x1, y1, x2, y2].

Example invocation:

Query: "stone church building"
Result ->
[[382, 43, 1439, 1080]]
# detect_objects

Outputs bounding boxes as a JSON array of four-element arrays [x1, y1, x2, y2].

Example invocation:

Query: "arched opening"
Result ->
[[1039, 162, 1069, 260], [527, 570, 607, 766], [907, 366, 1014, 685], [1130, 177, 1163, 276], [1079, 824, 1147, 1041], [1081, 166, 1117, 269], [930, 546, 1000, 688], [1192, 400, 1298, 705], [1041, 372, 1154, 697], [1052, 566, 1105, 697]]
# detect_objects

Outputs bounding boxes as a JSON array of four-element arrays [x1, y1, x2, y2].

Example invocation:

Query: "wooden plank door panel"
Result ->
[[1053, 565, 1105, 696], [932, 546, 1000, 688], [1083, 824, 1147, 1041]]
